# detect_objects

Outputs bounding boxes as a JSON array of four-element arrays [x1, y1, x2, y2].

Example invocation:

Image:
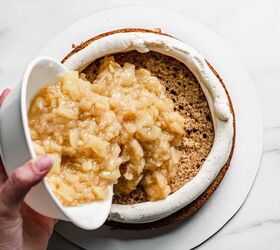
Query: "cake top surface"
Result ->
[[63, 30, 234, 223]]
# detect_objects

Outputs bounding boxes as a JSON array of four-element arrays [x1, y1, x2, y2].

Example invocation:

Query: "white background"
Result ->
[[1, 0, 280, 249]]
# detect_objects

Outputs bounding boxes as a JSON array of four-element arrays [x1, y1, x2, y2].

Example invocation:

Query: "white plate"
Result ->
[[39, 6, 263, 250]]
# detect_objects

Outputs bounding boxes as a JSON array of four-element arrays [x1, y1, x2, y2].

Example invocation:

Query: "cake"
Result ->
[[61, 28, 235, 229]]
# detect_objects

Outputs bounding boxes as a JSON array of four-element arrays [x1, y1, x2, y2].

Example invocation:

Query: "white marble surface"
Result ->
[[1, 0, 279, 249]]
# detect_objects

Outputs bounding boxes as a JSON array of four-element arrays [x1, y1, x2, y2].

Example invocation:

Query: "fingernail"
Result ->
[[0, 88, 11, 99], [0, 88, 11, 107], [3, 88, 11, 95], [34, 155, 53, 173]]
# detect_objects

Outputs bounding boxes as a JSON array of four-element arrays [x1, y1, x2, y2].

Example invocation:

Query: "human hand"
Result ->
[[0, 89, 55, 250]]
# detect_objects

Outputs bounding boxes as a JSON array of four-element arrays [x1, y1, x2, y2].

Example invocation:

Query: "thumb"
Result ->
[[0, 155, 53, 211]]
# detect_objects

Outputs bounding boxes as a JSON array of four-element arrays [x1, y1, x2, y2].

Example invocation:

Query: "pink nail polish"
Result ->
[[34, 155, 53, 172]]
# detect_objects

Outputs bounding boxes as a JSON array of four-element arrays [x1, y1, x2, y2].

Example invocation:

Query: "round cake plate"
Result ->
[[38, 7, 263, 250]]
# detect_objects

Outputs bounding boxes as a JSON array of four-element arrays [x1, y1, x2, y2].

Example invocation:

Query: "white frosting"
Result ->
[[63, 32, 234, 224]]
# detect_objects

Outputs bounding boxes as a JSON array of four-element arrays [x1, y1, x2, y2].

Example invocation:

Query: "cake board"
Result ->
[[38, 7, 263, 250]]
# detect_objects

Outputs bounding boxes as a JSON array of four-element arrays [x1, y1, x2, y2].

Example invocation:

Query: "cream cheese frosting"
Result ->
[[63, 31, 234, 224]]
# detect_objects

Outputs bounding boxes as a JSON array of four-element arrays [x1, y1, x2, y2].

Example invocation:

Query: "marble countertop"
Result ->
[[1, 0, 279, 249]]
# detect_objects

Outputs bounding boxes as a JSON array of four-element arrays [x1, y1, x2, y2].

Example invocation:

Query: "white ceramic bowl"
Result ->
[[0, 57, 113, 230]]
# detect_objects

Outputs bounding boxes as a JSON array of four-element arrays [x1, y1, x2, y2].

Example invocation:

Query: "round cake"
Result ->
[[61, 28, 235, 229]]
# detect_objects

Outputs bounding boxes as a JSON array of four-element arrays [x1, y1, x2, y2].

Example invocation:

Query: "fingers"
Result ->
[[0, 89, 11, 184], [0, 158, 8, 185], [0, 88, 10, 107], [0, 155, 53, 211]]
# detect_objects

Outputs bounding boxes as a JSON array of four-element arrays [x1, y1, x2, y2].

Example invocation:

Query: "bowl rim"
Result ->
[[20, 56, 71, 219], [20, 56, 115, 229]]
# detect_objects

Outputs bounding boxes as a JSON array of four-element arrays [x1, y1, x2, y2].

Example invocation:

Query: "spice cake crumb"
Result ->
[[82, 51, 214, 205]]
